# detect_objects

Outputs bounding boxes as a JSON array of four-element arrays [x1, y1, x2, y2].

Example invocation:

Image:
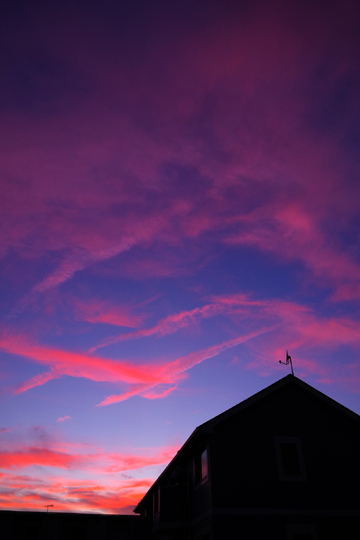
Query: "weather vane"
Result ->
[[44, 504, 54, 513], [279, 350, 294, 376]]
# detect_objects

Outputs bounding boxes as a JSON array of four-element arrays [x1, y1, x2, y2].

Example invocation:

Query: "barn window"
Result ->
[[194, 443, 208, 485], [153, 489, 159, 515], [274, 436, 306, 481]]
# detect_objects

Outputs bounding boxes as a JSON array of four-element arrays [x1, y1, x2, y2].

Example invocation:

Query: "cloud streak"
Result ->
[[0, 435, 177, 513], [227, 204, 360, 297], [1, 0, 359, 305], [56, 416, 71, 423], [0, 472, 154, 513], [97, 326, 274, 406], [0, 443, 178, 474], [90, 301, 232, 352], [1, 323, 272, 405], [3, 293, 360, 406]]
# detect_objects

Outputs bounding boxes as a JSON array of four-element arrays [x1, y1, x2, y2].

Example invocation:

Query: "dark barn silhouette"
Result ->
[[2, 375, 360, 539]]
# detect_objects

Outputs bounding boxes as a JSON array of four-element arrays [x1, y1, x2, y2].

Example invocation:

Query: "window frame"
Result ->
[[153, 488, 160, 516], [274, 436, 307, 481], [194, 441, 209, 487]]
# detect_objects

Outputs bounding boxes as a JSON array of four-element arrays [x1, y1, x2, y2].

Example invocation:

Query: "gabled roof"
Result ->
[[134, 374, 360, 512]]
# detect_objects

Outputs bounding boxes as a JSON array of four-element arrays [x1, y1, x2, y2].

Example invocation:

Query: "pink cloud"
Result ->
[[0, 471, 155, 514], [1, 0, 359, 306], [3, 291, 360, 405], [93, 292, 298, 354], [71, 297, 143, 328], [0, 321, 273, 406], [15, 369, 61, 394], [96, 326, 276, 406], [140, 385, 178, 400], [330, 283, 360, 303], [227, 203, 360, 297], [0, 424, 178, 513], [91, 301, 226, 352], [56, 416, 71, 423], [0, 448, 80, 470], [0, 334, 161, 391], [0, 430, 178, 512], [0, 441, 178, 474], [105, 446, 178, 474]]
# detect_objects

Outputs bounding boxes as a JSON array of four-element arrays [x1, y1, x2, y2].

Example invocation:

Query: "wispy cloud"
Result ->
[[0, 472, 154, 513], [3, 292, 360, 404], [56, 416, 71, 423], [1, 324, 272, 405], [90, 301, 230, 352], [97, 326, 273, 406], [1, 0, 359, 309], [92, 292, 360, 358], [0, 431, 178, 512], [227, 204, 360, 298], [71, 297, 143, 328], [0, 443, 178, 473]]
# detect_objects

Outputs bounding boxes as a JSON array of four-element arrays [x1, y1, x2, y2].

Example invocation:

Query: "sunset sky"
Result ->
[[1, 0, 360, 514]]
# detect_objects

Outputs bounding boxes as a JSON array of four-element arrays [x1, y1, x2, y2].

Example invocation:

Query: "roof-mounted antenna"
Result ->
[[44, 504, 54, 513], [279, 350, 294, 376]]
